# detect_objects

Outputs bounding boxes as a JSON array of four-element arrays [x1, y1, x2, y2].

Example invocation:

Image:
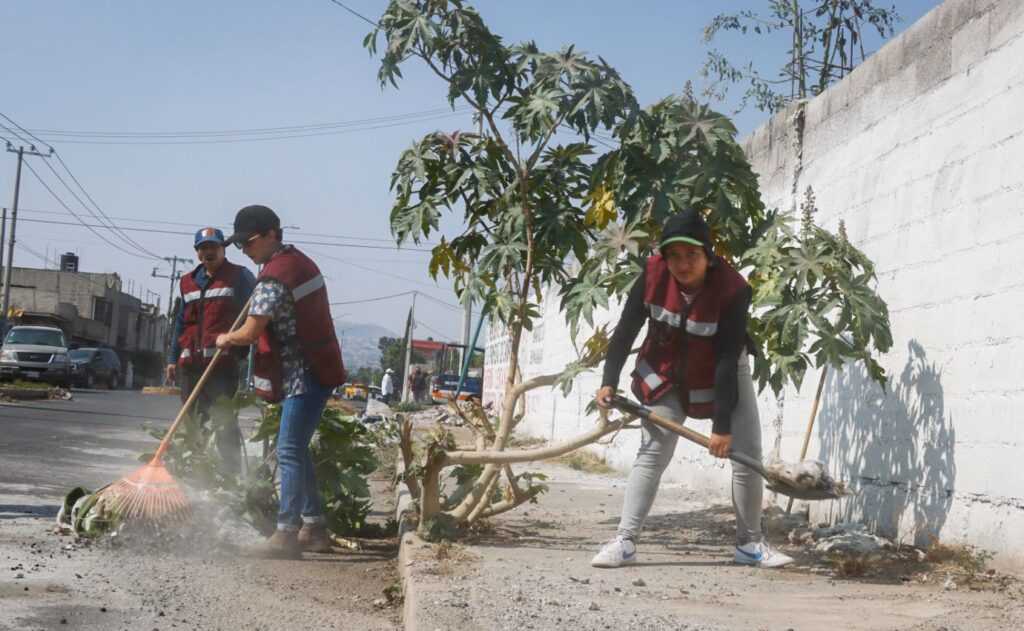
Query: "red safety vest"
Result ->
[[177, 261, 246, 369], [252, 245, 346, 402], [630, 253, 749, 418]]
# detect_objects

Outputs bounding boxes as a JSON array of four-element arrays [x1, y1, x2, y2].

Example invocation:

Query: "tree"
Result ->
[[368, 0, 891, 540], [348, 365, 382, 388], [377, 336, 424, 386], [700, 0, 902, 113]]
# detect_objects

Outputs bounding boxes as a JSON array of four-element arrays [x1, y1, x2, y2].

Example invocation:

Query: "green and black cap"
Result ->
[[658, 209, 713, 255]]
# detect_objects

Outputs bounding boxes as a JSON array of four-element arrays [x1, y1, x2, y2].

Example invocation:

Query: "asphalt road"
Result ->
[[0, 389, 399, 631], [0, 389, 182, 516]]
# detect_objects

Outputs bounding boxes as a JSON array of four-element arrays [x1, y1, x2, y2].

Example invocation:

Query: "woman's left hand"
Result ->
[[215, 333, 232, 350], [708, 433, 732, 459]]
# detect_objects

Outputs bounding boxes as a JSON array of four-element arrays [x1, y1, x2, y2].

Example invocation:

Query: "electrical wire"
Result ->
[[2, 113, 162, 259], [24, 106, 472, 138], [9, 217, 433, 252], [329, 290, 415, 306], [26, 112, 473, 146], [12, 207, 436, 246], [49, 150, 161, 258], [326, 0, 380, 27], [19, 160, 162, 260]]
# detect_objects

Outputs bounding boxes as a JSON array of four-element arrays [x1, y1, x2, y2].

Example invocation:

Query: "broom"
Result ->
[[97, 297, 253, 525]]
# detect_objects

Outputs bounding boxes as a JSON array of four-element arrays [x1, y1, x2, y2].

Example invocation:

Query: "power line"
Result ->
[[3, 113, 160, 259], [9, 216, 433, 252], [305, 246, 445, 289], [12, 207, 436, 246], [24, 106, 472, 138], [19, 159, 159, 260], [327, 0, 380, 27], [415, 319, 457, 341], [0, 114, 41, 149], [329, 290, 415, 306], [0, 112, 52, 151], [49, 150, 160, 258], [26, 112, 472, 146]]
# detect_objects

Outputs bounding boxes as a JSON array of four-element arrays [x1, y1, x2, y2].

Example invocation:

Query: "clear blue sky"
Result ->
[[1, 0, 941, 342]]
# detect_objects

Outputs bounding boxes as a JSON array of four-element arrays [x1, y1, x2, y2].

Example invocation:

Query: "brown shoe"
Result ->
[[248, 529, 302, 560], [297, 523, 333, 553]]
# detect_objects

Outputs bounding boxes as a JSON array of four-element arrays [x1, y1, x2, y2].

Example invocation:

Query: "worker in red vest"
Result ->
[[166, 227, 255, 475], [216, 205, 346, 560], [590, 209, 793, 570]]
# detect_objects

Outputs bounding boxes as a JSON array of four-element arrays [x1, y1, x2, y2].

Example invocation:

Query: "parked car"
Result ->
[[0, 325, 72, 387], [367, 385, 382, 401], [344, 382, 369, 401], [69, 348, 122, 389]]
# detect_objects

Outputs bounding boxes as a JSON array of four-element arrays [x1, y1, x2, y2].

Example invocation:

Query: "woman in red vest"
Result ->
[[591, 209, 793, 569], [216, 205, 346, 560]]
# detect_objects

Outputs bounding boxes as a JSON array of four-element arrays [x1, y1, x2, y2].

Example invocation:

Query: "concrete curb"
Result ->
[[394, 455, 422, 631], [0, 387, 52, 400], [141, 386, 180, 396]]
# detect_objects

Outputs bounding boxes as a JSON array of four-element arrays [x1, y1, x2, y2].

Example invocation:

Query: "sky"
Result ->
[[1, 0, 942, 343]]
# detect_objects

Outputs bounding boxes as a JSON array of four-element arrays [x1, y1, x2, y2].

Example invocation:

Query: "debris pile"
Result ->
[[762, 507, 902, 562]]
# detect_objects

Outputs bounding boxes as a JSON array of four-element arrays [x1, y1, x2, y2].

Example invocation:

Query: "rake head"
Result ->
[[96, 458, 193, 526]]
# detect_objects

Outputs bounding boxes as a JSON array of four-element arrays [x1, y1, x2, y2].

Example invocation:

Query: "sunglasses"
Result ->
[[233, 233, 262, 250]]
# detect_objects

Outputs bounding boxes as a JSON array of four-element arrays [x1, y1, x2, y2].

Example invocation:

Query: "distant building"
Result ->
[[1, 264, 166, 354]]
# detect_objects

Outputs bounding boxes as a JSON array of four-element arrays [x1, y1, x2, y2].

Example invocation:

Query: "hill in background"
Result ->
[[336, 321, 400, 369]]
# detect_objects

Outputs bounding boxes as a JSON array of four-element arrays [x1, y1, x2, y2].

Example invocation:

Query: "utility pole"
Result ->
[[152, 256, 189, 319], [401, 291, 417, 403], [2, 143, 53, 333], [152, 256, 189, 355], [0, 208, 7, 303], [459, 271, 473, 369]]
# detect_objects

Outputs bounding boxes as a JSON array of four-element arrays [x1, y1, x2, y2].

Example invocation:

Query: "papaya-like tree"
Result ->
[[367, 0, 891, 540]]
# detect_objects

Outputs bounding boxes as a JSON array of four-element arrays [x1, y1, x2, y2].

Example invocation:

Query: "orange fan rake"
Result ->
[[98, 298, 252, 525]]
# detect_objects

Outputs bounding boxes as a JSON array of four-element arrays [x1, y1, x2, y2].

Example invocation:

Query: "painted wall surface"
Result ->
[[483, 0, 1024, 566]]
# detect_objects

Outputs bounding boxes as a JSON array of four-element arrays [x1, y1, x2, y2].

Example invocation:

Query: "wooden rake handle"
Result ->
[[152, 296, 253, 462]]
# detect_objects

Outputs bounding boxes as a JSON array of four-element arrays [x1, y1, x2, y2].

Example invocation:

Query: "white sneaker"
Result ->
[[590, 536, 637, 568], [733, 541, 794, 568]]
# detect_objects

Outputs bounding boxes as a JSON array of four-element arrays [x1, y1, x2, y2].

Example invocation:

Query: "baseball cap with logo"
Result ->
[[194, 227, 226, 249]]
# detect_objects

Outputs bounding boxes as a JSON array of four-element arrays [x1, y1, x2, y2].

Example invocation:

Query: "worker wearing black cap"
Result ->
[[167, 227, 255, 475], [216, 205, 346, 559], [590, 209, 794, 570]]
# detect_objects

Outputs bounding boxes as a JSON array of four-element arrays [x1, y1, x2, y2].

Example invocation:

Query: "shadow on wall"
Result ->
[[816, 340, 956, 547]]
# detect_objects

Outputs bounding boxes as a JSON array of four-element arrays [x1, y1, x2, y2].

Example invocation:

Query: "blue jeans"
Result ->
[[276, 371, 332, 532]]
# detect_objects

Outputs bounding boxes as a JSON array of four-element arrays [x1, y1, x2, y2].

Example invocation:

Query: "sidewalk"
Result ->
[[398, 459, 1024, 631]]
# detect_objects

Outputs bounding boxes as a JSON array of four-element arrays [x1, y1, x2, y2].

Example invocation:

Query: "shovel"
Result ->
[[610, 395, 850, 501]]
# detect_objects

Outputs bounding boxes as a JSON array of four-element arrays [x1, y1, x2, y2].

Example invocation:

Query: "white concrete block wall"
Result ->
[[484, 0, 1024, 567]]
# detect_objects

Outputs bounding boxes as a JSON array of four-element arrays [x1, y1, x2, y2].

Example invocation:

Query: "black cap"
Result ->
[[658, 209, 713, 255], [226, 205, 281, 246]]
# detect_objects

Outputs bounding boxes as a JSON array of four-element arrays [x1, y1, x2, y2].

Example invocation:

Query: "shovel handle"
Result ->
[[611, 395, 710, 447], [610, 395, 768, 478]]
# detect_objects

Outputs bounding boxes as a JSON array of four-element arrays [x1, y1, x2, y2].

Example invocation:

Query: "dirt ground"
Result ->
[[0, 479, 401, 631], [401, 462, 1024, 631]]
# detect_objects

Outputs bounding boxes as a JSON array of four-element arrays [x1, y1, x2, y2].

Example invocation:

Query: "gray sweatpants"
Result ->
[[616, 357, 764, 545]]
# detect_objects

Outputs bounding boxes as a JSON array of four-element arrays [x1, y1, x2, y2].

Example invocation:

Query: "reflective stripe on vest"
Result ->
[[686, 320, 718, 336], [292, 274, 325, 302], [253, 375, 273, 393], [636, 359, 666, 391], [689, 388, 715, 404], [648, 303, 682, 328], [179, 347, 217, 360], [183, 287, 235, 304]]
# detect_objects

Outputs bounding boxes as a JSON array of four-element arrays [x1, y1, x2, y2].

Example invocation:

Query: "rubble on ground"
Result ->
[[403, 401, 491, 427], [762, 506, 903, 561]]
